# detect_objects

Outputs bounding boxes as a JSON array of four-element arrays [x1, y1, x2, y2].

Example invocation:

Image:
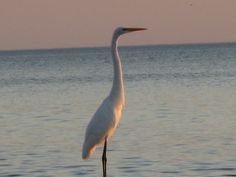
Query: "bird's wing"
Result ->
[[82, 97, 116, 159]]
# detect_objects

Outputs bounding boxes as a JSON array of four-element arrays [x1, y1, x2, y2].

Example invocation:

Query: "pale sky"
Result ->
[[0, 0, 236, 50]]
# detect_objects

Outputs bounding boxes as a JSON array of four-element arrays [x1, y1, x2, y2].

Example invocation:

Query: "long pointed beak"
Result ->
[[125, 28, 147, 32]]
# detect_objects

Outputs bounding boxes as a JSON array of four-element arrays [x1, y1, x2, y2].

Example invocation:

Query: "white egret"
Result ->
[[82, 27, 146, 176]]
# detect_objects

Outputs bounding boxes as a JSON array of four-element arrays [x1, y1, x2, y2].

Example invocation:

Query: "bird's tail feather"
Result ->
[[82, 138, 97, 160]]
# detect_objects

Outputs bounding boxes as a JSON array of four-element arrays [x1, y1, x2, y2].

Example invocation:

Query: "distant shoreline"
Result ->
[[0, 42, 236, 53]]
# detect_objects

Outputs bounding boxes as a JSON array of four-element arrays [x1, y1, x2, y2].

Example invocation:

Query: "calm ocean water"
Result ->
[[0, 44, 236, 177]]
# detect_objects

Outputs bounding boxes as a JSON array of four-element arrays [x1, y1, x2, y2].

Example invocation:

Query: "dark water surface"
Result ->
[[0, 44, 236, 176]]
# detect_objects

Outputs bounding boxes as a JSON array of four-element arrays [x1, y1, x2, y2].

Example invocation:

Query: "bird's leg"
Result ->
[[102, 138, 107, 177]]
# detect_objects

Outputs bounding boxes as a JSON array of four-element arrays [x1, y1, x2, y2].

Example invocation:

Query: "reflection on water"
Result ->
[[0, 44, 236, 176]]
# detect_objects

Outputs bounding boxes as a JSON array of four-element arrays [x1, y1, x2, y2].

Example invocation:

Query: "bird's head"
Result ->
[[114, 27, 147, 36]]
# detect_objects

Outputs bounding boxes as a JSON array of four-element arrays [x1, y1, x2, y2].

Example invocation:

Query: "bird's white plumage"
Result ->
[[82, 96, 122, 159], [82, 27, 146, 160]]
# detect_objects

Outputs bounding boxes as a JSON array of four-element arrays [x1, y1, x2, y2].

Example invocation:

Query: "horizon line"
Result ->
[[1, 41, 236, 53]]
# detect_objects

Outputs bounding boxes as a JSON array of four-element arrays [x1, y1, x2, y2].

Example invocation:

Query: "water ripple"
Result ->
[[192, 167, 236, 171]]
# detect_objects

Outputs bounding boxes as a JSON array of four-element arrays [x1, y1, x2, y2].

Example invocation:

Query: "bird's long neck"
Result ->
[[109, 34, 125, 106]]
